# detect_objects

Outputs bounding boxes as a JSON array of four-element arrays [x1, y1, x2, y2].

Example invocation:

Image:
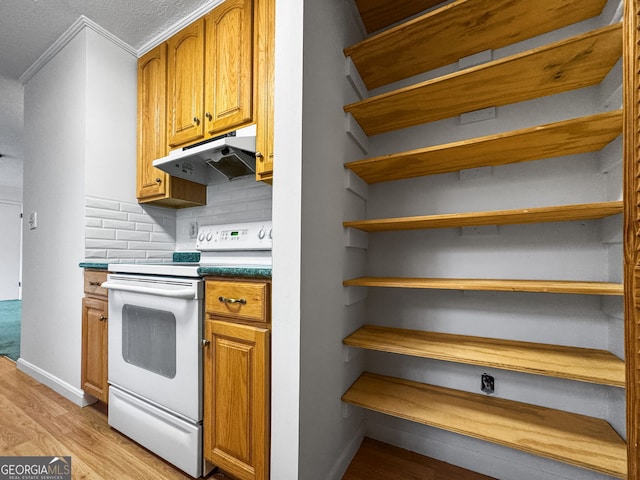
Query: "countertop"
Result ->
[[79, 252, 271, 279]]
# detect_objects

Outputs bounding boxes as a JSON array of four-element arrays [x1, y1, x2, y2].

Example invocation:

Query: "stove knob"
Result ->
[[206, 232, 213, 241], [258, 228, 266, 239], [268, 228, 273, 239], [198, 232, 205, 241]]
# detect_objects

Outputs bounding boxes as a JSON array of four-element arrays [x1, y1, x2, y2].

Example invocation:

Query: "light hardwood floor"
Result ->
[[0, 355, 493, 480], [343, 437, 496, 480], [0, 355, 203, 479]]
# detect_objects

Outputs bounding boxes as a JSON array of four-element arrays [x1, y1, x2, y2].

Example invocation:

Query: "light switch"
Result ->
[[28, 212, 37, 230]]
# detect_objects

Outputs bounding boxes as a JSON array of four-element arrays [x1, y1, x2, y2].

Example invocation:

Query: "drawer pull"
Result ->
[[89, 281, 102, 286], [218, 296, 246, 305]]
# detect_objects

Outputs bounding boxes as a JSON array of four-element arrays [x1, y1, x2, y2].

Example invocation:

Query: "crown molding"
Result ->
[[137, 0, 225, 57], [19, 15, 136, 85]]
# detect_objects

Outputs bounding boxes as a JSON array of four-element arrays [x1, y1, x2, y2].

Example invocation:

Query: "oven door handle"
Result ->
[[101, 281, 197, 299]]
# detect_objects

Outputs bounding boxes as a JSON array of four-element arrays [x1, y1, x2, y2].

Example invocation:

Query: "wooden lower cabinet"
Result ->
[[81, 270, 109, 403], [203, 319, 270, 480]]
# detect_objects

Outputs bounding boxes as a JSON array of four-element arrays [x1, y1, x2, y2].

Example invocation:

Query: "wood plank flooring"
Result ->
[[0, 355, 200, 479], [343, 437, 495, 480]]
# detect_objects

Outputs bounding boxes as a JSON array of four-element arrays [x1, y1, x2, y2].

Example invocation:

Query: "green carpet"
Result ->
[[0, 299, 21, 361]]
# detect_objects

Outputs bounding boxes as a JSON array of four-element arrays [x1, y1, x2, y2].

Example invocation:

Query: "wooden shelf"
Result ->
[[344, 325, 625, 387], [346, 0, 608, 89], [344, 201, 623, 232], [353, 0, 445, 34], [343, 277, 624, 296], [344, 24, 622, 136], [345, 110, 622, 184], [342, 373, 627, 478]]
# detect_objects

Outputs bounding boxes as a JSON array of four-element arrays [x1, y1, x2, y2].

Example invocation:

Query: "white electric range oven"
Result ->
[[102, 221, 272, 478]]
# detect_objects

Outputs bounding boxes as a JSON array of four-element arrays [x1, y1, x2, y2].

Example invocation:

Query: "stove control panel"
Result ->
[[196, 221, 273, 251]]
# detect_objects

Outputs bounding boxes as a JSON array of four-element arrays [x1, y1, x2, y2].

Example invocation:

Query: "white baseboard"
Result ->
[[16, 358, 97, 407], [325, 422, 365, 480]]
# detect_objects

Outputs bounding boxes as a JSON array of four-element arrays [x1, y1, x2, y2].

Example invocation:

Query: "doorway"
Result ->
[[0, 201, 22, 361]]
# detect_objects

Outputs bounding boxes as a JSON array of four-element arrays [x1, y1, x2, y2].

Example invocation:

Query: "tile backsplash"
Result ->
[[85, 178, 273, 261], [85, 196, 176, 262], [175, 177, 272, 250]]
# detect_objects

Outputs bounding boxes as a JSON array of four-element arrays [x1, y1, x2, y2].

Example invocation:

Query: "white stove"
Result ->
[[102, 220, 271, 478]]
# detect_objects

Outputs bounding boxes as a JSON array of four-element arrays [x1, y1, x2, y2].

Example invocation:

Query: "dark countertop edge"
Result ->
[[79, 262, 109, 270], [198, 266, 272, 279], [79, 262, 271, 279]]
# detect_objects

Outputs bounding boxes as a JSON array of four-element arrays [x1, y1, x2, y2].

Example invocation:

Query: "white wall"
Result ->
[[21, 27, 136, 404], [269, 0, 304, 477], [267, 0, 368, 478], [85, 28, 137, 203]]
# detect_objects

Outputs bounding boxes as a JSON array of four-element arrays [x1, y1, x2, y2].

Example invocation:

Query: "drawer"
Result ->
[[84, 270, 108, 297], [206, 279, 269, 323]]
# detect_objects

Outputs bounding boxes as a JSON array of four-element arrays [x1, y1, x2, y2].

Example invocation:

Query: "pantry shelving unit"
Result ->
[[343, 201, 623, 232], [353, 0, 444, 34], [346, 0, 610, 90], [343, 373, 627, 479], [344, 110, 623, 184], [344, 326, 625, 387], [344, 23, 622, 136], [341, 0, 630, 477]]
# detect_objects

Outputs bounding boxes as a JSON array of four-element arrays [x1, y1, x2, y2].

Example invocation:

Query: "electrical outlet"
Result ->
[[28, 212, 37, 230], [481, 373, 495, 394], [189, 222, 198, 238]]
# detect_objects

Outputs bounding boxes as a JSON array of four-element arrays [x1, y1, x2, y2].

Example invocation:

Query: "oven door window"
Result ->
[[122, 304, 176, 379]]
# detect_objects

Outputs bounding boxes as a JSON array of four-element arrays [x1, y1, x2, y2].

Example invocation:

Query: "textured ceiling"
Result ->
[[0, 0, 214, 190]]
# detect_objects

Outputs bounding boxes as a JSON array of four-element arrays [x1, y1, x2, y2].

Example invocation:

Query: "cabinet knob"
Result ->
[[193, 116, 200, 125], [255, 151, 263, 159], [99, 315, 107, 322], [201, 339, 210, 347], [155, 177, 162, 184], [205, 112, 212, 121]]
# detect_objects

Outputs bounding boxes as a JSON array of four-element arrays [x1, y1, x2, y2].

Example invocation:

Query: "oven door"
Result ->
[[104, 274, 203, 422]]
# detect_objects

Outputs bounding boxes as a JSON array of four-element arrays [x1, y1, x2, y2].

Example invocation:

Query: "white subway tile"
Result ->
[[128, 212, 155, 223], [109, 249, 148, 258], [104, 219, 136, 230], [120, 202, 144, 214], [128, 241, 174, 251], [150, 232, 174, 243], [85, 217, 102, 227], [85, 227, 116, 240], [135, 223, 154, 232], [117, 230, 150, 241], [86, 207, 128, 221], [86, 197, 120, 210], [86, 239, 128, 250], [85, 249, 107, 258]]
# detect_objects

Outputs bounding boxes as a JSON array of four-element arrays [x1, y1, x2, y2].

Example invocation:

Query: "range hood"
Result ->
[[153, 125, 257, 184]]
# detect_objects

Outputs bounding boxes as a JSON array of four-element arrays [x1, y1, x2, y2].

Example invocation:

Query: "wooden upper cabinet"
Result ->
[[137, 44, 206, 207], [137, 44, 169, 200], [167, 19, 206, 147], [205, 0, 254, 135], [254, 0, 274, 181]]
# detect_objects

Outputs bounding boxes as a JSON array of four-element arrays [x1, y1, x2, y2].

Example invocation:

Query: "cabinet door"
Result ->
[[204, 320, 269, 480], [137, 44, 169, 201], [205, 0, 254, 135], [81, 296, 108, 403], [254, 0, 274, 181], [167, 19, 205, 147]]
